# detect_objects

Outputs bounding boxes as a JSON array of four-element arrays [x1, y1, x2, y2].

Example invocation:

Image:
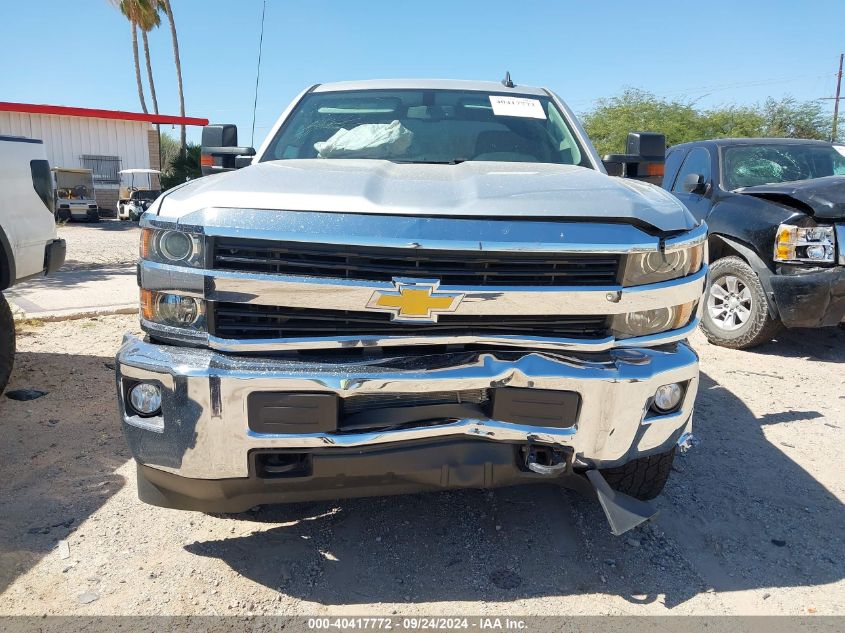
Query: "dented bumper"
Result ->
[[116, 335, 697, 509], [770, 266, 845, 328]]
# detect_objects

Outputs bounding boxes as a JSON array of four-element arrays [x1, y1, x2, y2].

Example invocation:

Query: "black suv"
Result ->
[[662, 138, 845, 348]]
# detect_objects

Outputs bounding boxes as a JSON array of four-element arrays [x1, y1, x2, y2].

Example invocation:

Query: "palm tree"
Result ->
[[111, 0, 149, 113], [138, 4, 161, 114], [111, 0, 161, 114], [158, 0, 187, 153]]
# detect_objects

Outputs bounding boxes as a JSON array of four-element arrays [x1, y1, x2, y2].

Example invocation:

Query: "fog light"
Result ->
[[128, 383, 162, 416], [652, 383, 683, 413]]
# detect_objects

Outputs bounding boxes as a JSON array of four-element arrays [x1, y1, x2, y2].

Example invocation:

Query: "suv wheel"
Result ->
[[701, 256, 781, 349], [600, 448, 675, 500], [0, 293, 15, 395]]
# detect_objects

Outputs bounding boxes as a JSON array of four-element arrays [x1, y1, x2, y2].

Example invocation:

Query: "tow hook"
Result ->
[[677, 432, 699, 453], [524, 445, 568, 476], [585, 469, 659, 536]]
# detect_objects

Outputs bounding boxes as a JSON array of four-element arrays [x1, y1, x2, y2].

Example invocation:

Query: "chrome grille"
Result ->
[[209, 303, 610, 341], [212, 238, 622, 287]]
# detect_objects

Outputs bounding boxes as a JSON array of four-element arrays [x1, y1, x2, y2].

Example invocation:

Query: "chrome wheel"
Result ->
[[707, 275, 752, 331]]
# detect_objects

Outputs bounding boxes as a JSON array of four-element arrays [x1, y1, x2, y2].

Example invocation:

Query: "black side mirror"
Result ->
[[602, 132, 666, 184], [602, 160, 624, 177], [201, 124, 256, 176], [681, 172, 708, 195]]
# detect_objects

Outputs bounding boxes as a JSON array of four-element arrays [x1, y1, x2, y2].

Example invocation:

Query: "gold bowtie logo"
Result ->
[[367, 279, 463, 322]]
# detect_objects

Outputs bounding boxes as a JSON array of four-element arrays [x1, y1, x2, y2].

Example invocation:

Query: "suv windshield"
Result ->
[[724, 144, 845, 189], [261, 89, 585, 166]]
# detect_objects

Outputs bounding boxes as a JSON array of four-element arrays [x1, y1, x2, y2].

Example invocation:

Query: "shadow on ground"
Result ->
[[8, 264, 135, 292], [62, 218, 138, 232], [0, 351, 128, 593], [184, 330, 844, 608]]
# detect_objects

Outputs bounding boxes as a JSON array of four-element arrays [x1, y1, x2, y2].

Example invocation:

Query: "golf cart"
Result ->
[[118, 169, 161, 221], [53, 168, 99, 222]]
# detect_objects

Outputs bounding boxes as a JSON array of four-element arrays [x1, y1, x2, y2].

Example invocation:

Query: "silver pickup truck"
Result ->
[[116, 79, 706, 534]]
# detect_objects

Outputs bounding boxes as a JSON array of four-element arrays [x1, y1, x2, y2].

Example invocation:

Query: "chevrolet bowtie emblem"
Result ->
[[367, 279, 464, 323]]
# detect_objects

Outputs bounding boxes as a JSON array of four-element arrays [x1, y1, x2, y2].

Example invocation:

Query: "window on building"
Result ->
[[80, 155, 121, 184]]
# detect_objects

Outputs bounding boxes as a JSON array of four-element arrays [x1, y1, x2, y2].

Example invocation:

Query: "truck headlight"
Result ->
[[141, 289, 205, 328], [140, 228, 204, 267], [611, 301, 697, 338], [623, 242, 704, 286], [774, 223, 835, 264]]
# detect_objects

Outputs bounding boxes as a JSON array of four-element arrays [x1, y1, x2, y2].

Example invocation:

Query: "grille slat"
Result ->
[[213, 238, 621, 287], [211, 303, 610, 341]]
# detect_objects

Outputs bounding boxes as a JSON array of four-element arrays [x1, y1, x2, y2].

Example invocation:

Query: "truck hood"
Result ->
[[157, 160, 695, 232], [736, 175, 845, 220]]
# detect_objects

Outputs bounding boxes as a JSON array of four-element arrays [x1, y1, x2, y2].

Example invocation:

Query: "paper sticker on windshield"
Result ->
[[489, 96, 546, 119], [834, 145, 845, 158]]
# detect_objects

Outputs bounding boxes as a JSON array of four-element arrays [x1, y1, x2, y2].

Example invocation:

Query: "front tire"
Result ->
[[700, 256, 781, 349], [0, 294, 15, 396], [601, 448, 675, 501]]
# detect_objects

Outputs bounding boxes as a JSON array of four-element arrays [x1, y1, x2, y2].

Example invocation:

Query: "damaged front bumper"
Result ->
[[116, 336, 698, 512], [770, 266, 845, 328]]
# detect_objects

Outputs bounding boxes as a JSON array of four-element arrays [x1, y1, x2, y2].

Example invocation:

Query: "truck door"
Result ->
[[669, 146, 714, 223]]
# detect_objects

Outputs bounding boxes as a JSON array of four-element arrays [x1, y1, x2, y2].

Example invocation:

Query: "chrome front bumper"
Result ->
[[116, 335, 698, 480]]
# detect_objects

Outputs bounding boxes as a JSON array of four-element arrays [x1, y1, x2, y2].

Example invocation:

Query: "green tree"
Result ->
[[581, 89, 838, 155], [158, 131, 181, 175], [759, 96, 831, 140], [160, 142, 201, 190]]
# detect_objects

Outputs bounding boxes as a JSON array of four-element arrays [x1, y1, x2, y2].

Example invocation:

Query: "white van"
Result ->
[[0, 135, 66, 393]]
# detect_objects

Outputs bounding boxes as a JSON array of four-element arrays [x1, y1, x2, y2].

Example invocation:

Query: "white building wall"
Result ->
[[0, 112, 151, 181]]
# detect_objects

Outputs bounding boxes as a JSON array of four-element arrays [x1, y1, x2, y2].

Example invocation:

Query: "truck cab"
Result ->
[[663, 138, 845, 348], [0, 135, 66, 393], [115, 79, 706, 534]]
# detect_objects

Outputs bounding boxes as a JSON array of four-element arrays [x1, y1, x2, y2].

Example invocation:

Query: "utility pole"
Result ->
[[833, 53, 844, 141]]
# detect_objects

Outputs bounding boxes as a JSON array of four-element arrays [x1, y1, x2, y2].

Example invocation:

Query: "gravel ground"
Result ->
[[0, 316, 842, 616], [57, 221, 140, 270]]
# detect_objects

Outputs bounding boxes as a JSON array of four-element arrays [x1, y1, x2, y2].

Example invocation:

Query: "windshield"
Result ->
[[261, 89, 585, 166], [54, 171, 94, 200], [724, 144, 845, 189], [131, 190, 160, 201]]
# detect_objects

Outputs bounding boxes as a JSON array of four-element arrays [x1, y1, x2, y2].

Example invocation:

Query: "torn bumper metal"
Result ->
[[769, 266, 845, 327], [116, 335, 698, 510]]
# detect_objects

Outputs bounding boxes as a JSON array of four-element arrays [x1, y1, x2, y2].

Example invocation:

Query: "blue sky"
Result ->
[[1, 1, 843, 145]]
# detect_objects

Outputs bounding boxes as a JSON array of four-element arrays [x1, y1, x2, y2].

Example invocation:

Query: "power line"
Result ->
[[251, 0, 267, 148]]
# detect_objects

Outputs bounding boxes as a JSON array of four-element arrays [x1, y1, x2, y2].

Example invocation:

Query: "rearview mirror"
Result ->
[[201, 124, 256, 176], [681, 172, 708, 195], [602, 132, 666, 184]]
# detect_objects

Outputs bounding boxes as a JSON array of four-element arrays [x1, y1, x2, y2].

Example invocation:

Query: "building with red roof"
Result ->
[[0, 102, 208, 212]]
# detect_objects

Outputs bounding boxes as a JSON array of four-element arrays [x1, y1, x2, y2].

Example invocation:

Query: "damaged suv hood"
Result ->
[[736, 175, 845, 220], [157, 160, 695, 232]]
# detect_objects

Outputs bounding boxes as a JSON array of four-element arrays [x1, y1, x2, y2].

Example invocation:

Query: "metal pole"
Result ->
[[833, 53, 843, 142]]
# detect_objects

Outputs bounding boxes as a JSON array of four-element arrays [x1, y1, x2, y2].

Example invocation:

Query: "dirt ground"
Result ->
[[0, 315, 842, 616], [57, 221, 140, 270]]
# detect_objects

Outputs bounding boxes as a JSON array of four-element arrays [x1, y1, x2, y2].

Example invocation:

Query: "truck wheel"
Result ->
[[0, 293, 15, 396], [600, 447, 675, 501], [700, 256, 781, 349]]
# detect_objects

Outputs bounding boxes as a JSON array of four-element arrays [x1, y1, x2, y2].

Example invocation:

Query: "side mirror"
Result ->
[[201, 124, 256, 176], [602, 160, 624, 177], [602, 132, 666, 184], [681, 173, 708, 195]]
